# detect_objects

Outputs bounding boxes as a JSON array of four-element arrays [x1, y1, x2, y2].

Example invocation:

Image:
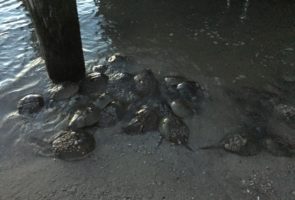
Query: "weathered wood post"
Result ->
[[24, 0, 85, 82]]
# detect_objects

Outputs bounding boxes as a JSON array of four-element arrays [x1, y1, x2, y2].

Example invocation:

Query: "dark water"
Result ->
[[0, 0, 295, 199], [100, 0, 295, 85]]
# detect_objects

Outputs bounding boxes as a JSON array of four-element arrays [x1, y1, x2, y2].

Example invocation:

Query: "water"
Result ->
[[0, 0, 295, 199]]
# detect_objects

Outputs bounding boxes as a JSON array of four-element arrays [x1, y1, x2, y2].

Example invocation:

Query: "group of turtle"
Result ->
[[17, 53, 295, 160], [17, 53, 206, 160]]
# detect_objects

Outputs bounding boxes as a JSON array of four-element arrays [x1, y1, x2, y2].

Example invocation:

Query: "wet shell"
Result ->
[[123, 106, 160, 135], [170, 99, 193, 118], [176, 81, 204, 102], [221, 133, 262, 156], [68, 107, 101, 130], [52, 131, 96, 161]]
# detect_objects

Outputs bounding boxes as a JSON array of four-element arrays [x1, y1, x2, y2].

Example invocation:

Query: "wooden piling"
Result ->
[[24, 0, 85, 82]]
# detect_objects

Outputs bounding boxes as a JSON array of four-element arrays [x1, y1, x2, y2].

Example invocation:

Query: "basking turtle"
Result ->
[[79, 72, 108, 95], [17, 94, 44, 114], [159, 115, 191, 150], [199, 132, 263, 156], [134, 69, 159, 97], [29, 131, 96, 161], [123, 105, 160, 135]]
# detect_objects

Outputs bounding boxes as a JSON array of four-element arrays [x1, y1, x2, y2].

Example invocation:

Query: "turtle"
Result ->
[[134, 69, 159, 97], [199, 132, 263, 156], [68, 107, 101, 130], [170, 99, 194, 118], [159, 115, 192, 150], [106, 71, 139, 104], [123, 105, 160, 135], [29, 131, 96, 161], [107, 53, 129, 69], [97, 101, 125, 128], [103, 53, 131, 76], [17, 94, 44, 114], [79, 72, 108, 95], [160, 77, 205, 113], [68, 93, 114, 130], [176, 81, 205, 103]]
